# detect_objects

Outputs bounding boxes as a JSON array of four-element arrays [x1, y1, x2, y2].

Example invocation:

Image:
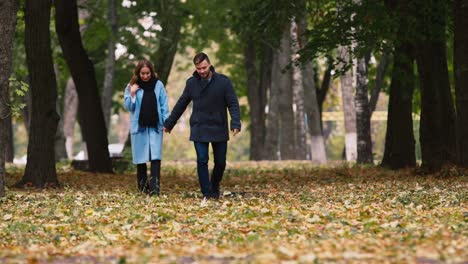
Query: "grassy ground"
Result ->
[[1, 161, 467, 263]]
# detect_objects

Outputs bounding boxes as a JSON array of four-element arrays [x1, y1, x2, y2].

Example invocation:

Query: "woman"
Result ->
[[123, 59, 169, 196]]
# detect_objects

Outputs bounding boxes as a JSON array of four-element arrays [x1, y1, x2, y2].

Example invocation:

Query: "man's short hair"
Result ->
[[193, 52, 210, 65]]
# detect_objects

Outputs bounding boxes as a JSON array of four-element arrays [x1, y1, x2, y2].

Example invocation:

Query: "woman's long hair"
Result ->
[[130, 59, 158, 85]]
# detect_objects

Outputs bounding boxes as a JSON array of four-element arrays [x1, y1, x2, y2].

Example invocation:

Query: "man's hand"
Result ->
[[163, 126, 171, 133], [232, 128, 239, 136]]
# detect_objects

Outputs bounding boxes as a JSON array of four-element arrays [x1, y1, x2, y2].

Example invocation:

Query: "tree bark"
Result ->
[[244, 38, 264, 160], [454, 0, 468, 167], [101, 0, 118, 130], [290, 20, 308, 160], [63, 77, 78, 159], [369, 52, 390, 113], [5, 115, 14, 162], [258, 44, 273, 159], [338, 47, 357, 161], [415, 0, 456, 171], [381, 41, 416, 169], [152, 0, 183, 85], [0, 0, 18, 196], [381, 0, 416, 169], [355, 56, 373, 163], [264, 54, 281, 160], [55, 0, 112, 173], [277, 27, 295, 160], [18, 0, 60, 188]]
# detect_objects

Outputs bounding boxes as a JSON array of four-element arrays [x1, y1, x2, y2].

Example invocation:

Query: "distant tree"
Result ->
[[0, 0, 18, 196], [101, 0, 118, 130]]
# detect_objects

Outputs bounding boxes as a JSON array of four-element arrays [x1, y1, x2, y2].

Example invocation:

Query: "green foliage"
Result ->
[[7, 77, 29, 118]]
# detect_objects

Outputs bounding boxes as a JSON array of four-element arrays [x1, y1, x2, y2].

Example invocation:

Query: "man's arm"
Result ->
[[163, 82, 192, 131], [225, 80, 241, 134]]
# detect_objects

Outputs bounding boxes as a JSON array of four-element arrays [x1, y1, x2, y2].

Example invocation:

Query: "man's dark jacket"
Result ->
[[164, 66, 241, 142]]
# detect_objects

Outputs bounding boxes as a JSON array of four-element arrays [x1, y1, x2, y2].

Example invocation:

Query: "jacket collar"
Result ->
[[192, 65, 216, 80]]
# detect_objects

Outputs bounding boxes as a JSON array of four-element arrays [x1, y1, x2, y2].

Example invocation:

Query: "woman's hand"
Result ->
[[130, 84, 139, 97]]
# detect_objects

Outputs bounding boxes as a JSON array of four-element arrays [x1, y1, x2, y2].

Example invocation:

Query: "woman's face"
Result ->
[[139, 66, 151, 81]]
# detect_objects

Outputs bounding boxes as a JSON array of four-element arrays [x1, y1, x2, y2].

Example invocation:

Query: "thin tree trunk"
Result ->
[[338, 47, 357, 161], [369, 52, 390, 113], [290, 20, 308, 160], [264, 54, 281, 160], [152, 0, 183, 85], [355, 56, 373, 163], [18, 0, 59, 188], [381, 42, 416, 169], [101, 0, 118, 130], [55, 100, 67, 161], [0, 0, 18, 196], [21, 83, 32, 135], [63, 77, 78, 159], [415, 0, 456, 171], [5, 115, 14, 162], [277, 27, 295, 160], [454, 0, 468, 167], [55, 0, 112, 173], [244, 38, 264, 160], [297, 9, 327, 163], [54, 65, 67, 161], [258, 44, 273, 159]]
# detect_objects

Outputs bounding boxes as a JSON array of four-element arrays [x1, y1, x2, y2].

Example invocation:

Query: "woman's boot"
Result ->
[[149, 160, 161, 196]]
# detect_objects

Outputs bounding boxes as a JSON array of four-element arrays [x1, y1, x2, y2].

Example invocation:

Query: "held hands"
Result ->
[[163, 126, 171, 133], [130, 84, 139, 97], [232, 128, 239, 136]]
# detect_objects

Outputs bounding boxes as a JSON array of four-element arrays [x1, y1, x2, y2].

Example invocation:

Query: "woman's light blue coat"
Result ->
[[123, 80, 169, 164]]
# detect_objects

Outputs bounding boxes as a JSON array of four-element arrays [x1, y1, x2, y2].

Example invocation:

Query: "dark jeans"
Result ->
[[194, 141, 227, 197], [136, 160, 161, 195]]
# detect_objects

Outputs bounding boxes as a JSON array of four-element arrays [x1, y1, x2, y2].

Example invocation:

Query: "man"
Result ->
[[163, 53, 241, 199]]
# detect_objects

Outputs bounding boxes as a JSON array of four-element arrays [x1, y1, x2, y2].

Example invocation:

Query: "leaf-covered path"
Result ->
[[1, 162, 467, 263]]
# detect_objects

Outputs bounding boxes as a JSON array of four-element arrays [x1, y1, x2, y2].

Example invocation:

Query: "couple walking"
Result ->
[[123, 53, 241, 199]]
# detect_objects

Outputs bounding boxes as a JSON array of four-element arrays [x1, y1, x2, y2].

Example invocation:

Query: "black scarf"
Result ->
[[137, 77, 159, 128]]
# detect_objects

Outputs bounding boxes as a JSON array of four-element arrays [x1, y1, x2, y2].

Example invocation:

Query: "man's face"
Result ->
[[195, 60, 211, 79]]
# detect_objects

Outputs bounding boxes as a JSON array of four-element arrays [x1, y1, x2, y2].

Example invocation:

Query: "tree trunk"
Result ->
[[55, 100, 67, 161], [454, 0, 468, 167], [290, 20, 308, 160], [369, 52, 390, 113], [338, 47, 357, 161], [355, 56, 373, 163], [18, 0, 59, 188], [264, 54, 281, 160], [101, 0, 118, 130], [415, 0, 456, 171], [152, 0, 183, 85], [381, 41, 416, 169], [55, 0, 112, 173], [297, 10, 327, 163], [21, 83, 32, 135], [0, 0, 18, 196], [63, 77, 78, 159], [304, 62, 327, 163], [259, 44, 273, 159], [244, 38, 264, 160], [277, 27, 295, 160], [5, 115, 14, 162]]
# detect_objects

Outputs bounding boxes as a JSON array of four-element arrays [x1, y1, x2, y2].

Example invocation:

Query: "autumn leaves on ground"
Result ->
[[1, 161, 466, 263]]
